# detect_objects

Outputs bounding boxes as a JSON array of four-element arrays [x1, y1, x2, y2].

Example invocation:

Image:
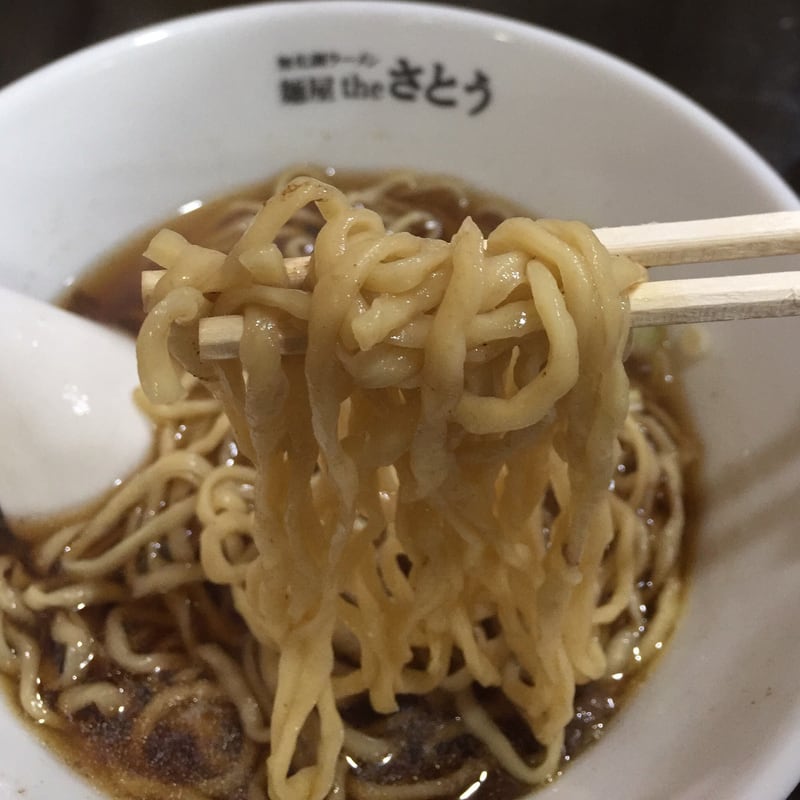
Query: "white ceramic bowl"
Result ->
[[0, 3, 798, 799]]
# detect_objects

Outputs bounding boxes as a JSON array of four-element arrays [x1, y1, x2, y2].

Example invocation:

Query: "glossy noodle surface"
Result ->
[[0, 168, 699, 800]]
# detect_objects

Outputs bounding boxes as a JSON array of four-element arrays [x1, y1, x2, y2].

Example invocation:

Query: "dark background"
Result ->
[[2, 1, 799, 797]]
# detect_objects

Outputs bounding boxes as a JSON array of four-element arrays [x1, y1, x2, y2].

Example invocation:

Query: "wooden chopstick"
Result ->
[[184, 271, 800, 360], [594, 210, 800, 266], [140, 210, 800, 302], [139, 210, 800, 360], [629, 271, 800, 326]]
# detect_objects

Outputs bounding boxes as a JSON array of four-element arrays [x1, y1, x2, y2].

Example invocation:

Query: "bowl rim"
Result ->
[[0, 0, 797, 216]]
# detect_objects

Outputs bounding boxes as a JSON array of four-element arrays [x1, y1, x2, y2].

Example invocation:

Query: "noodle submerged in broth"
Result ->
[[0, 168, 698, 800]]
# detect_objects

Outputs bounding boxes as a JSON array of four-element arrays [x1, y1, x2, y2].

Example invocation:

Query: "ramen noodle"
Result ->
[[0, 168, 695, 800]]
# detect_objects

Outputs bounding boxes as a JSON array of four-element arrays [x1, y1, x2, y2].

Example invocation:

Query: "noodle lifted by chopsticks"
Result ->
[[135, 176, 667, 799]]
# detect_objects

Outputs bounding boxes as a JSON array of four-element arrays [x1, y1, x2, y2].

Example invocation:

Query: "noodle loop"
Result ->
[[0, 170, 694, 800]]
